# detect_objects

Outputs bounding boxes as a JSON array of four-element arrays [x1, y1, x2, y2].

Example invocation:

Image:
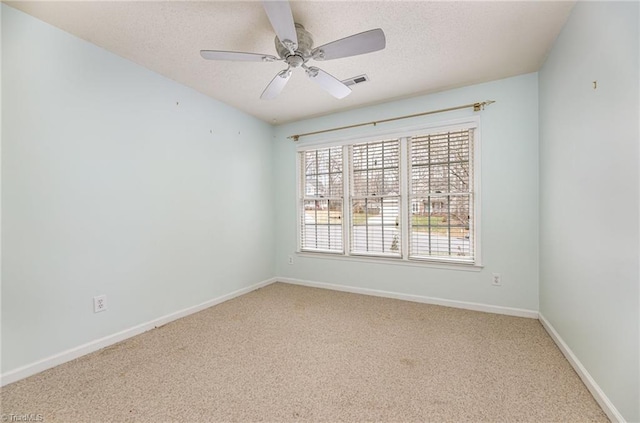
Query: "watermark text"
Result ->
[[1, 414, 44, 422]]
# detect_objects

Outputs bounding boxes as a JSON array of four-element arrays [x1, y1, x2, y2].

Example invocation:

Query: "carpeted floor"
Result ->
[[1, 282, 608, 422]]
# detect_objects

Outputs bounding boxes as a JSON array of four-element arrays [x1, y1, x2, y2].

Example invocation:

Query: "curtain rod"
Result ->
[[288, 100, 495, 142]]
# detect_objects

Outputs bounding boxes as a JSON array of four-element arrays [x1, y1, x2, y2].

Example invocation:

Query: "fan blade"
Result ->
[[261, 68, 292, 100], [312, 29, 386, 61], [200, 50, 279, 62], [262, 0, 298, 52], [305, 67, 351, 99]]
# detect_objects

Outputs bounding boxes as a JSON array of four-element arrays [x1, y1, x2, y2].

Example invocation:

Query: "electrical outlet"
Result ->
[[94, 295, 107, 313], [492, 273, 502, 286], [288, 255, 294, 265]]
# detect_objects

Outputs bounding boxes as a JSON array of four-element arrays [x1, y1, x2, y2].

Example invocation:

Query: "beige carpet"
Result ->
[[1, 282, 608, 422]]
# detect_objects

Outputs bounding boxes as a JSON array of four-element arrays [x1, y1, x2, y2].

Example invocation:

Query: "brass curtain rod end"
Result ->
[[474, 100, 496, 111]]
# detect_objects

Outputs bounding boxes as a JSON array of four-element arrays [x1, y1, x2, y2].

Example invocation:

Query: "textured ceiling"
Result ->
[[6, 1, 575, 124]]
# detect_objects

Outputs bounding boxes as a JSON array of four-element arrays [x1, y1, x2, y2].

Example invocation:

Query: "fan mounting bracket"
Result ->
[[280, 39, 298, 55]]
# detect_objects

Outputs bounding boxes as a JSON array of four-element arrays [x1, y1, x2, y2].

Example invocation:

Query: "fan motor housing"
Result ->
[[275, 23, 314, 62]]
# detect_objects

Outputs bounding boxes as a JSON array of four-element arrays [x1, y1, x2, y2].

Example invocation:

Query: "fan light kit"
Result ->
[[200, 0, 386, 100]]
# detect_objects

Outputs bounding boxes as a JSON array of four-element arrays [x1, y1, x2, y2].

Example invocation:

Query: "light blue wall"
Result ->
[[274, 73, 539, 311], [1, 5, 275, 373], [539, 2, 639, 421]]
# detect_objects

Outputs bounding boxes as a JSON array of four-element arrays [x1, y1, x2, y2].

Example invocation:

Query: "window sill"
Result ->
[[296, 251, 483, 272]]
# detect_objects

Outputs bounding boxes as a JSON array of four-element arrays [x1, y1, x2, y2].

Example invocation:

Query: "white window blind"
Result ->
[[409, 129, 474, 261], [350, 140, 401, 256], [300, 147, 343, 252]]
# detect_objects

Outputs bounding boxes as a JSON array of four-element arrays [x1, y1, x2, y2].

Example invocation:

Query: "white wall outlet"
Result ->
[[94, 295, 107, 313], [492, 273, 502, 286], [288, 255, 294, 265]]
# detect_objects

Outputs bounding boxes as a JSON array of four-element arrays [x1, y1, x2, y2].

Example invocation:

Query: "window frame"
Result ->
[[296, 116, 482, 268]]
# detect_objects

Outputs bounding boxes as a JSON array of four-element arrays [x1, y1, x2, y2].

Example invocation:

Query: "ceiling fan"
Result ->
[[200, 0, 386, 100]]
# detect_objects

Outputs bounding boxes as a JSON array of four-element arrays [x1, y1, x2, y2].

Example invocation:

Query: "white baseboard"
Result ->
[[0, 277, 277, 387], [276, 277, 539, 319], [538, 313, 625, 423]]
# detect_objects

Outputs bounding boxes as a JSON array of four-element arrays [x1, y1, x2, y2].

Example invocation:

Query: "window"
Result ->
[[300, 147, 343, 252], [350, 140, 401, 256], [409, 130, 474, 261], [297, 120, 479, 265]]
